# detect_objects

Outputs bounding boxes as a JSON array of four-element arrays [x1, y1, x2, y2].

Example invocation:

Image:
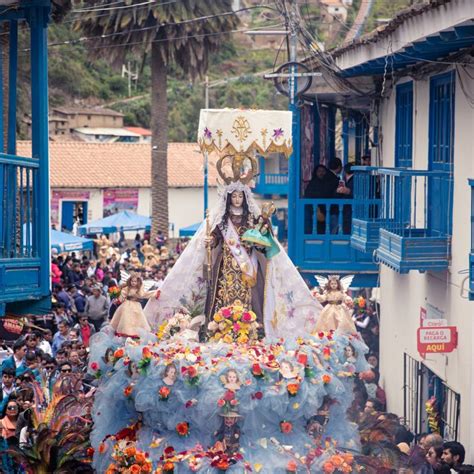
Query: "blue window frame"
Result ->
[[428, 71, 455, 236], [395, 81, 413, 168]]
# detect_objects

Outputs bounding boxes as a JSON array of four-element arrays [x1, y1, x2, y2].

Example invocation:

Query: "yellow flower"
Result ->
[[234, 305, 244, 313], [223, 334, 233, 344], [214, 314, 223, 323]]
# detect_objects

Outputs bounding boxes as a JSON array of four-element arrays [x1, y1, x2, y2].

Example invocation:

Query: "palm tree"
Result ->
[[76, 1, 239, 238]]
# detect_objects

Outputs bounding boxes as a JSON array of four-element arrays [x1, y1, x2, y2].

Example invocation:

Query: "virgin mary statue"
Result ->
[[145, 110, 322, 340]]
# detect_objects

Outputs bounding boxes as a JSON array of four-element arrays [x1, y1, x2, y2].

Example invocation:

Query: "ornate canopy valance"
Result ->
[[198, 109, 293, 159]]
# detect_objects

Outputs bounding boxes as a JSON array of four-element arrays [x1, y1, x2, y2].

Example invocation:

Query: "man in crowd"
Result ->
[[74, 314, 95, 348], [1, 340, 27, 376], [442, 441, 465, 471], [52, 321, 70, 356], [0, 368, 17, 412], [85, 286, 109, 331]]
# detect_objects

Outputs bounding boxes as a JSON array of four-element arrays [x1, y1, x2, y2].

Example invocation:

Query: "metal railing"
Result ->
[[255, 173, 288, 186], [0, 154, 39, 259]]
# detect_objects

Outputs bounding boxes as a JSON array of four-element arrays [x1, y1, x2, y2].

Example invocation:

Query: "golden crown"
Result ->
[[216, 152, 259, 185]]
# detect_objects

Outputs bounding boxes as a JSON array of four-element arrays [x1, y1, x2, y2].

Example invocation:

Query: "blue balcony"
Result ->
[[351, 166, 382, 254], [374, 169, 451, 273], [0, 3, 51, 315], [295, 198, 379, 287], [254, 173, 288, 196], [469, 178, 474, 301]]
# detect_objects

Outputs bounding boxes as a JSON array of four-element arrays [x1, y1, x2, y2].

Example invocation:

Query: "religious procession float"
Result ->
[[89, 110, 373, 473]]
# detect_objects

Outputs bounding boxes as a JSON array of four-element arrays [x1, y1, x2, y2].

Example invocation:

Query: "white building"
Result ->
[[17, 141, 219, 237], [307, 0, 474, 457]]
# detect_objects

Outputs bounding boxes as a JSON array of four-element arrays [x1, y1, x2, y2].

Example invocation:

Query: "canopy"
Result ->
[[79, 210, 151, 235], [198, 109, 293, 158], [179, 222, 202, 237], [51, 230, 94, 253]]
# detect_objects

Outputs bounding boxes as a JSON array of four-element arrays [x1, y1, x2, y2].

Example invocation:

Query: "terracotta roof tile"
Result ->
[[124, 126, 152, 136], [16, 141, 218, 188]]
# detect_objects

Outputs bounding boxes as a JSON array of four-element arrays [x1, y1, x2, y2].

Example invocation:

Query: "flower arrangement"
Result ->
[[322, 452, 354, 473], [159, 386, 171, 401], [280, 420, 293, 434], [426, 396, 440, 434], [107, 440, 152, 473], [163, 309, 192, 339], [176, 422, 190, 437], [181, 365, 200, 386], [207, 304, 259, 344], [108, 285, 122, 300], [217, 390, 239, 414], [137, 347, 153, 375], [353, 296, 366, 315]]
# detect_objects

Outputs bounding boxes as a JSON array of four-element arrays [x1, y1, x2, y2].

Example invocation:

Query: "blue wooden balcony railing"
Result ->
[[375, 168, 451, 273], [0, 2, 51, 315], [469, 178, 474, 301], [351, 166, 382, 253], [254, 173, 288, 196], [294, 197, 379, 286]]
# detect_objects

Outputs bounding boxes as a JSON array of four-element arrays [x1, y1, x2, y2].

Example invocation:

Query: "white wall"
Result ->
[[376, 68, 474, 458]]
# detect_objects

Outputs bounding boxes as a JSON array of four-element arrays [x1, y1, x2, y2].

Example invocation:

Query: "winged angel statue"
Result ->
[[311, 275, 357, 334]]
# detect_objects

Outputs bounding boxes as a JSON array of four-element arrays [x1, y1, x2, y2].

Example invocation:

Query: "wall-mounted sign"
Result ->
[[417, 326, 458, 356]]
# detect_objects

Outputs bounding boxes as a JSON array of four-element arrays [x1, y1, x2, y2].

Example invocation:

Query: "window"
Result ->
[[428, 71, 455, 236], [395, 81, 413, 168]]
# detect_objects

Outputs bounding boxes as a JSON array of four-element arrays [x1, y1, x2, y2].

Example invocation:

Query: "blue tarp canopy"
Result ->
[[51, 230, 94, 253], [79, 211, 151, 235], [179, 222, 202, 237]]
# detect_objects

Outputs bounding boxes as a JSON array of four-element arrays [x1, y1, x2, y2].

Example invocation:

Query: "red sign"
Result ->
[[417, 326, 458, 355]]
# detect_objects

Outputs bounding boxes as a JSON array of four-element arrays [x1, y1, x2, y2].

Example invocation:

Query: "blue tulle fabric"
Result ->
[[90, 328, 369, 473]]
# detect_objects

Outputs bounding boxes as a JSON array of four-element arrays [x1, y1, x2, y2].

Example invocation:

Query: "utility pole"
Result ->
[[287, 0, 300, 262], [203, 75, 209, 217], [122, 62, 138, 98]]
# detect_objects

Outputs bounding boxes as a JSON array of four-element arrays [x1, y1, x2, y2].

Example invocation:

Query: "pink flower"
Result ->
[[254, 391, 263, 400], [233, 323, 241, 332], [242, 312, 252, 323], [230, 399, 238, 406], [217, 399, 225, 407], [222, 308, 232, 318]]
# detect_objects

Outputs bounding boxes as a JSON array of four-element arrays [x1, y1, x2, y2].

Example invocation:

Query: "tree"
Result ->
[[76, 0, 239, 238]]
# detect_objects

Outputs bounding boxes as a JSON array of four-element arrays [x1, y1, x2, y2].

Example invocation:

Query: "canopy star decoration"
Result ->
[[198, 109, 293, 159]]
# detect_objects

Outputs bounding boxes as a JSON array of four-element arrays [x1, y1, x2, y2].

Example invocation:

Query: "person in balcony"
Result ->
[[327, 158, 344, 234], [337, 163, 354, 235], [304, 164, 334, 234]]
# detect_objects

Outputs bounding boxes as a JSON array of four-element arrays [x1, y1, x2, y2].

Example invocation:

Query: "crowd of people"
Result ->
[[0, 231, 471, 472]]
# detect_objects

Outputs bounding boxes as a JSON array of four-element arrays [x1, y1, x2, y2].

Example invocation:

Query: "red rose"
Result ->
[[223, 390, 235, 402], [280, 421, 293, 434], [187, 366, 197, 378], [254, 391, 263, 400], [164, 446, 175, 458], [176, 422, 189, 437], [252, 363, 262, 375], [90, 362, 99, 371], [217, 399, 225, 407]]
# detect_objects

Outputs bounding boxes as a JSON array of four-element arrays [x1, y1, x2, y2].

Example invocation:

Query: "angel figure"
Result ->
[[312, 275, 356, 334], [109, 272, 159, 338], [176, 315, 205, 342], [221, 369, 241, 392], [279, 359, 299, 381]]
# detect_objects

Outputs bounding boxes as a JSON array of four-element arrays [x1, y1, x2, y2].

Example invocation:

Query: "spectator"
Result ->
[[95, 262, 105, 282], [1, 400, 19, 445], [55, 349, 68, 366], [1, 340, 27, 376], [68, 350, 83, 373], [51, 258, 62, 285], [25, 333, 38, 353], [427, 446, 451, 473], [442, 442, 465, 471], [37, 330, 53, 356], [327, 158, 344, 233], [0, 368, 17, 414], [338, 163, 354, 234], [74, 314, 96, 348], [69, 285, 86, 315], [52, 321, 70, 356], [85, 286, 109, 332], [361, 154, 371, 166], [55, 284, 71, 312]]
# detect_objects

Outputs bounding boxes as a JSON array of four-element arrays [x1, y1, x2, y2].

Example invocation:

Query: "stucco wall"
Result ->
[[376, 67, 474, 457]]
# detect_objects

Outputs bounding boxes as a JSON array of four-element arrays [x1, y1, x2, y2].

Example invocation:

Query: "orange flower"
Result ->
[[159, 386, 170, 399], [105, 465, 116, 474], [322, 374, 331, 384], [142, 346, 152, 359], [287, 383, 300, 396], [98, 442, 107, 454], [176, 421, 189, 437], [342, 453, 354, 464], [323, 461, 335, 473], [125, 446, 137, 457], [86, 447, 95, 457], [129, 465, 141, 474], [287, 460, 298, 472], [163, 461, 174, 471], [124, 385, 133, 397], [135, 452, 147, 463], [114, 348, 124, 359], [358, 296, 366, 308], [331, 455, 344, 467], [141, 460, 152, 472]]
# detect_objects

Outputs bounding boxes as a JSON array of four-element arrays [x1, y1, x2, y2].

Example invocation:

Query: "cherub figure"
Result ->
[[162, 363, 178, 386], [214, 412, 241, 455], [278, 359, 299, 381], [221, 369, 241, 392], [312, 275, 356, 334]]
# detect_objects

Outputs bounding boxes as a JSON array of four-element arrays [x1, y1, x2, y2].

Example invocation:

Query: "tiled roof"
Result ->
[[16, 141, 218, 189], [124, 127, 152, 136], [51, 106, 124, 117]]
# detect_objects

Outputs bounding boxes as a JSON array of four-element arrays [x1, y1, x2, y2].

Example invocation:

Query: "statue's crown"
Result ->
[[216, 152, 258, 185]]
